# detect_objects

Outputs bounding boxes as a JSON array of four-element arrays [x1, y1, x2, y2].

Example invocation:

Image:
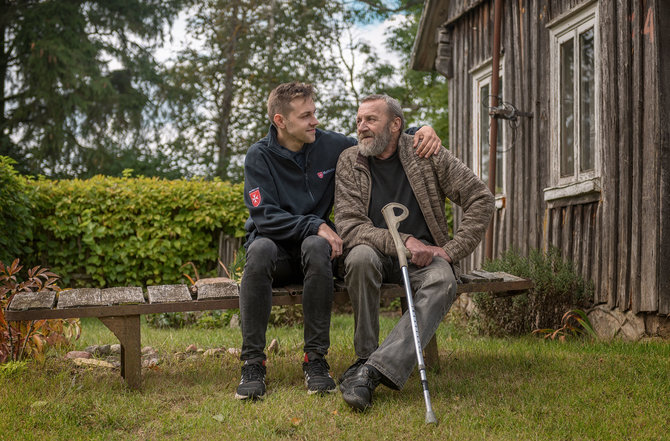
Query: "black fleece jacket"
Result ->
[[243, 125, 419, 248]]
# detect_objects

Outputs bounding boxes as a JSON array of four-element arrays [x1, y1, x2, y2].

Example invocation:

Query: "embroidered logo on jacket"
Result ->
[[249, 188, 262, 207], [316, 168, 335, 179]]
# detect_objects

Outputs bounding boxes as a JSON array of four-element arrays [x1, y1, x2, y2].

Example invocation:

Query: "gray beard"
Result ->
[[358, 127, 392, 157]]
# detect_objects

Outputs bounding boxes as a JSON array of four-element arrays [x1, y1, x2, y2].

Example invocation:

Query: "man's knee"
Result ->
[[344, 245, 384, 285], [429, 259, 458, 302], [301, 235, 330, 256], [245, 238, 278, 271]]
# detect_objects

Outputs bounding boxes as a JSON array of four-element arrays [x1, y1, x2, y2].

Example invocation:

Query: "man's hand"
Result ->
[[413, 126, 442, 158], [317, 223, 343, 260], [404, 237, 452, 267]]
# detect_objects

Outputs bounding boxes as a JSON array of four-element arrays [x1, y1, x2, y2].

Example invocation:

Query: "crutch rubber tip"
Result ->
[[425, 411, 438, 425]]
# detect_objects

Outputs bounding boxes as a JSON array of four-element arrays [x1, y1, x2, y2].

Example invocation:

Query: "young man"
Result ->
[[334, 94, 494, 410], [236, 82, 442, 399]]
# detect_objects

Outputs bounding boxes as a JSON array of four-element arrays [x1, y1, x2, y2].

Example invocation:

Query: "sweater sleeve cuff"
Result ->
[[309, 220, 325, 237], [443, 242, 465, 263]]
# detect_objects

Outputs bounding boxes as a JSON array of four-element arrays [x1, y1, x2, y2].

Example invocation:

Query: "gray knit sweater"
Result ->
[[334, 133, 494, 264]]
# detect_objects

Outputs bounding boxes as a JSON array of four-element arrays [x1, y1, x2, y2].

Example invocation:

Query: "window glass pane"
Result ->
[[579, 27, 595, 172], [560, 39, 575, 177], [480, 83, 489, 184]]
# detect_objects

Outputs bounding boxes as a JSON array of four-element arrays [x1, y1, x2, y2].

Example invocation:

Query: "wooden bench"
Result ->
[[5, 270, 532, 389]]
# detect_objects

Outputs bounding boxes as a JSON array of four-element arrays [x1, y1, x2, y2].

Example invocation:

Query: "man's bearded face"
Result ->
[[358, 121, 392, 157]]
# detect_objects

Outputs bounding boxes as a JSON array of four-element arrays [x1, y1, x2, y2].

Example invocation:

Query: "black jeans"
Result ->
[[239, 235, 334, 361]]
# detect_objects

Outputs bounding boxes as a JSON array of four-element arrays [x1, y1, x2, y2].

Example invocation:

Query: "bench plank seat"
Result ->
[[147, 285, 192, 303], [6, 271, 532, 389]]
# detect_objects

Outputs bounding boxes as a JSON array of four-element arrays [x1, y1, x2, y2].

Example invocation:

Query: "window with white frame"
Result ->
[[547, 2, 599, 198], [472, 59, 504, 195]]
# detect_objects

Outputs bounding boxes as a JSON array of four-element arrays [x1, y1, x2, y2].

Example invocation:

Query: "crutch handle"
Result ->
[[381, 202, 412, 267]]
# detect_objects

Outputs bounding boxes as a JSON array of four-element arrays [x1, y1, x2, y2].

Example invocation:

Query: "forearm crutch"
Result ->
[[381, 202, 438, 425]]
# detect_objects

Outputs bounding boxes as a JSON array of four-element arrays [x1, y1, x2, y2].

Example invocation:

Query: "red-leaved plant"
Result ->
[[0, 259, 81, 362]]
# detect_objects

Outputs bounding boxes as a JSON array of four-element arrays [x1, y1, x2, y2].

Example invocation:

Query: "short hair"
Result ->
[[267, 82, 316, 121], [361, 94, 405, 133]]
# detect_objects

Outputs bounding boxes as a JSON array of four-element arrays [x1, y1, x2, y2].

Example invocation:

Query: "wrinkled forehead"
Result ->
[[357, 99, 388, 119]]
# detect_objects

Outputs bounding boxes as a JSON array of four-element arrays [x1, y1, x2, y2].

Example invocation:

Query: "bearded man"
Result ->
[[333, 94, 494, 411]]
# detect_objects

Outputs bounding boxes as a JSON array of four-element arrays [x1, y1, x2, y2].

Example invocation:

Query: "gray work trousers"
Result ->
[[344, 244, 457, 389]]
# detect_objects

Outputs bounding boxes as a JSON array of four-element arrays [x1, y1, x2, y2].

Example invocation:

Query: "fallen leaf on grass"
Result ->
[[31, 401, 48, 409], [212, 414, 225, 423], [291, 418, 302, 426]]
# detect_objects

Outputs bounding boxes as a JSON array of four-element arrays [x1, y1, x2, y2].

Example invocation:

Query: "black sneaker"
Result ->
[[302, 353, 337, 395], [340, 364, 382, 411], [235, 360, 266, 400], [338, 358, 367, 385]]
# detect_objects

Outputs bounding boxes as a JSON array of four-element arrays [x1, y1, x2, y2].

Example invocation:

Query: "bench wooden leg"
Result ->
[[99, 315, 142, 390], [424, 335, 440, 372]]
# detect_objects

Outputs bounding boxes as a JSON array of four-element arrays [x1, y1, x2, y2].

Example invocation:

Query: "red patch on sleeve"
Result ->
[[249, 188, 262, 207]]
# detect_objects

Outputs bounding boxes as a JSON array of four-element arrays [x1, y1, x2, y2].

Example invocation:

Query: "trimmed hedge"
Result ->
[[0, 157, 34, 264], [26, 173, 247, 287]]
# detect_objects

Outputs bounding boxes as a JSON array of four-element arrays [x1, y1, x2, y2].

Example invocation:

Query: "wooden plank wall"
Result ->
[[447, 0, 664, 313], [656, 0, 670, 314], [599, 0, 661, 313]]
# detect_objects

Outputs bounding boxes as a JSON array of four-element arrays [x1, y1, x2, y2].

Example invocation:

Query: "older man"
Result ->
[[334, 94, 494, 411], [236, 83, 443, 400]]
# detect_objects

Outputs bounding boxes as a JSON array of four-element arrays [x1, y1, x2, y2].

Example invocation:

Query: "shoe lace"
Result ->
[[242, 363, 265, 382], [306, 358, 331, 377], [361, 366, 382, 389]]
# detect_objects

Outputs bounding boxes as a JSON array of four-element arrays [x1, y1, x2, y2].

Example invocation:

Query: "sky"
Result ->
[[154, 8, 405, 74]]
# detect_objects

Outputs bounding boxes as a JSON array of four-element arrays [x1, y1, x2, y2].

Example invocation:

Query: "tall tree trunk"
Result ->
[[0, 11, 9, 156], [215, 4, 239, 180]]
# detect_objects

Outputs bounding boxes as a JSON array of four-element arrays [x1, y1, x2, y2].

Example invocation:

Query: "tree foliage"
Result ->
[[161, 0, 351, 181], [2, 1, 450, 180], [0, 0, 185, 177], [355, 0, 449, 144]]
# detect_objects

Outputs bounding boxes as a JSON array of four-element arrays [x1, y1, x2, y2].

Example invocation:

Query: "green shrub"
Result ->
[[145, 311, 200, 328], [26, 174, 247, 287], [472, 248, 593, 336], [0, 156, 34, 264], [268, 305, 304, 327], [0, 259, 81, 362], [195, 309, 239, 329]]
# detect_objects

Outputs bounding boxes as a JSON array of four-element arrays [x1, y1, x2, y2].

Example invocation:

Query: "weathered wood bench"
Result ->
[[6, 270, 532, 389]]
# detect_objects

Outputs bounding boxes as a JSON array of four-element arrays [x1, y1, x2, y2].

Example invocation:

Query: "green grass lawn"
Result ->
[[2, 313, 669, 440]]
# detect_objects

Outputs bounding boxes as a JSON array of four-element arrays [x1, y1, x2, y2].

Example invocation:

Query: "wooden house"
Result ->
[[410, 0, 669, 320]]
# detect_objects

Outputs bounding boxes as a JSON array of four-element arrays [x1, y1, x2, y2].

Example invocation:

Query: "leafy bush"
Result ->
[[533, 309, 597, 341], [0, 157, 34, 264], [0, 259, 81, 362], [145, 311, 200, 328], [26, 174, 246, 287], [472, 248, 593, 336], [195, 309, 239, 329], [268, 305, 304, 327]]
